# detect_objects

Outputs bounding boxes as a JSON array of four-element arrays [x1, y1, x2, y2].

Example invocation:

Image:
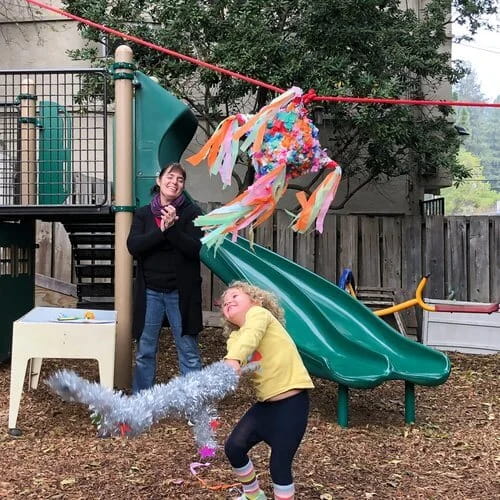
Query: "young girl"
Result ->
[[221, 281, 314, 500]]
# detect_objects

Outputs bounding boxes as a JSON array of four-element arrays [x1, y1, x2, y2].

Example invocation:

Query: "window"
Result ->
[[0, 246, 12, 276]]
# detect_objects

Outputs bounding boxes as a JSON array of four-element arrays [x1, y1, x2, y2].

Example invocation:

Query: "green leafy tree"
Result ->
[[480, 96, 500, 191], [442, 149, 500, 214], [454, 70, 500, 191], [64, 0, 496, 207]]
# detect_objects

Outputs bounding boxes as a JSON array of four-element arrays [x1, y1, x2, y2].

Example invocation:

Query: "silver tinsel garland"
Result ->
[[46, 361, 257, 455]]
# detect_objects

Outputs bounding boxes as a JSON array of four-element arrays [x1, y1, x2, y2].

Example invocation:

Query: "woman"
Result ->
[[127, 162, 203, 393]]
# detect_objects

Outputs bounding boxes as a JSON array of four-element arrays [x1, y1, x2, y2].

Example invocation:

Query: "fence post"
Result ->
[[19, 79, 37, 204], [113, 45, 134, 388]]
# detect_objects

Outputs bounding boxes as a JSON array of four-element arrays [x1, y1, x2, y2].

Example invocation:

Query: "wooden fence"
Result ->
[[35, 211, 500, 316]]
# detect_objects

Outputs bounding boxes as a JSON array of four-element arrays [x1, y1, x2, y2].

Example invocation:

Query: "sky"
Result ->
[[452, 16, 500, 101]]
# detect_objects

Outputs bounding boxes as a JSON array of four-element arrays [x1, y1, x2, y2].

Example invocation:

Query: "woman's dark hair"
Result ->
[[150, 162, 187, 194]]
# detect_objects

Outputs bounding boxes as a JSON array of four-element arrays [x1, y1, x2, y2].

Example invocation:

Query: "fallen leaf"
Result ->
[[443, 472, 463, 479], [60, 478, 76, 487]]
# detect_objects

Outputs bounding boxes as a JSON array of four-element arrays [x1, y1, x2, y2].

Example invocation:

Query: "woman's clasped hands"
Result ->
[[160, 205, 178, 231]]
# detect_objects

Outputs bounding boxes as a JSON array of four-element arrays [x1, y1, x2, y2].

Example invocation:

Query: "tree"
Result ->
[[442, 149, 500, 214], [480, 96, 500, 191], [63, 0, 496, 207], [0, 0, 43, 43], [454, 70, 500, 191]]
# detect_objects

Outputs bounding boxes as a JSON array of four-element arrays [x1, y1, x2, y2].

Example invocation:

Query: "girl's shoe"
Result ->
[[233, 491, 267, 500]]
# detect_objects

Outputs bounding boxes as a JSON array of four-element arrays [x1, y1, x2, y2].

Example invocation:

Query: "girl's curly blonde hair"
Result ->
[[221, 281, 285, 336]]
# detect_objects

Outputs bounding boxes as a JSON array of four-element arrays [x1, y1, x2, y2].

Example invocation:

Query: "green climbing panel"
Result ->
[[38, 101, 72, 204]]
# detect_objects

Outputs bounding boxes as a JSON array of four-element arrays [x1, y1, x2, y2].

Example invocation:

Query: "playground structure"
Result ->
[[0, 47, 454, 433]]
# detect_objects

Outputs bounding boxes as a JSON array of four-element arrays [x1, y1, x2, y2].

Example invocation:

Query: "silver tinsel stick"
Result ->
[[46, 361, 257, 454]]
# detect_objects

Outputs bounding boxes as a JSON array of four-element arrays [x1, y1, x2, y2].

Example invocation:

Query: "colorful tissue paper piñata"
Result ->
[[186, 87, 342, 249]]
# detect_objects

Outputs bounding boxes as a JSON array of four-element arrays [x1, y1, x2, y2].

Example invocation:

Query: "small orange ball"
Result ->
[[84, 311, 95, 320]]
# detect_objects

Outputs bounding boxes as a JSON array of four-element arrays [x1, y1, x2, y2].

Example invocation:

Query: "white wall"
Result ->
[[0, 1, 90, 69]]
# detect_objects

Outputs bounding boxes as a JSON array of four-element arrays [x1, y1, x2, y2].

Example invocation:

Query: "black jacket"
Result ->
[[127, 197, 203, 339]]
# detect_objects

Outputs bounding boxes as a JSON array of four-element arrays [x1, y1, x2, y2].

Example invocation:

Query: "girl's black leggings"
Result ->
[[224, 390, 310, 485]]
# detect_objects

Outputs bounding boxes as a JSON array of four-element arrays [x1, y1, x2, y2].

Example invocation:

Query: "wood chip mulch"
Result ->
[[1, 328, 498, 499]]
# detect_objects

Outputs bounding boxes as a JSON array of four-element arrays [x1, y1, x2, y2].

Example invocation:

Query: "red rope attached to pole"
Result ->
[[25, 0, 500, 109], [25, 0, 285, 94]]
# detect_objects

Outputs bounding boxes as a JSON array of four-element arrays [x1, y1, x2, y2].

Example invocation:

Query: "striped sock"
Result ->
[[233, 460, 262, 499], [273, 482, 295, 499]]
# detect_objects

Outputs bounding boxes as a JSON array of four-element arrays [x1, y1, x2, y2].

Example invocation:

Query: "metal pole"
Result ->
[[113, 45, 134, 388], [19, 79, 37, 204], [337, 383, 349, 427], [405, 381, 416, 424]]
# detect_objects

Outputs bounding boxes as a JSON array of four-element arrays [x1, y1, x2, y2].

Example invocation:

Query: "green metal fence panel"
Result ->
[[0, 221, 35, 362]]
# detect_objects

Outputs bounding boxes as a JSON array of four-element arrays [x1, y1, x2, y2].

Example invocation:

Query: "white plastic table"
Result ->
[[8, 307, 116, 435]]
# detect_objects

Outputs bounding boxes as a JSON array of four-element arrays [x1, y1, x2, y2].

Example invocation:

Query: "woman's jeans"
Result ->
[[132, 288, 202, 393]]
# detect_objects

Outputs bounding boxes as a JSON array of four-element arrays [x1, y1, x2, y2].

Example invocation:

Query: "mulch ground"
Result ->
[[0, 327, 498, 499]]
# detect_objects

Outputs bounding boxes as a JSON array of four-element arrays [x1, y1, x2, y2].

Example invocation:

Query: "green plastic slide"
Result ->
[[202, 237, 450, 388], [201, 236, 451, 425], [133, 71, 198, 207]]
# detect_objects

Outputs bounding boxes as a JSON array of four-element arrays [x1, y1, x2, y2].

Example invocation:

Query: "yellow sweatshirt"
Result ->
[[225, 305, 314, 401]]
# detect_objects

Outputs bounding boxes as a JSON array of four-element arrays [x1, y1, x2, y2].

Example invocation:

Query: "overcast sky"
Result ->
[[452, 18, 500, 101]]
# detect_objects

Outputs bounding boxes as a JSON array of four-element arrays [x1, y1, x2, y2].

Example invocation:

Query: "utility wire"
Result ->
[[453, 42, 500, 55]]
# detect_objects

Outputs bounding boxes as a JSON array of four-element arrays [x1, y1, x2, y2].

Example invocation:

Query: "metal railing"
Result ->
[[0, 101, 19, 205], [421, 197, 444, 216], [0, 69, 109, 210]]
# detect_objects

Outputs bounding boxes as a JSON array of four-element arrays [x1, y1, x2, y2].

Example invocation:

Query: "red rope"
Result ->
[[25, 0, 284, 94], [26, 0, 500, 109], [316, 95, 500, 108]]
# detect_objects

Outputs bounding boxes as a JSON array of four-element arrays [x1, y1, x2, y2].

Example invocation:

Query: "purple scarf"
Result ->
[[150, 192, 186, 217]]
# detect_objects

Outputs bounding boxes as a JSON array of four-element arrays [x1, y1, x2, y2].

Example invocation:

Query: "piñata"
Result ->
[[186, 87, 342, 249]]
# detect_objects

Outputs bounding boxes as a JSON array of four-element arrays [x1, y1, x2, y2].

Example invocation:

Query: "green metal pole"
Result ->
[[405, 381, 416, 424], [337, 383, 349, 427]]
